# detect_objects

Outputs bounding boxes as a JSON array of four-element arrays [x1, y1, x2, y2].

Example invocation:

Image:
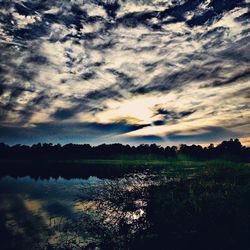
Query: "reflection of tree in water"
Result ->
[[82, 172, 152, 249], [48, 172, 154, 249]]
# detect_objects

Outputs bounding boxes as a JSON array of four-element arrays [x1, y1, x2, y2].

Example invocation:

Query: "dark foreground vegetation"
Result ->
[[142, 172, 250, 250], [136, 171, 249, 250]]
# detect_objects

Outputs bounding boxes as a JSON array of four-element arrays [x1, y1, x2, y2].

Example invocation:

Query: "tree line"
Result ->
[[0, 138, 249, 162]]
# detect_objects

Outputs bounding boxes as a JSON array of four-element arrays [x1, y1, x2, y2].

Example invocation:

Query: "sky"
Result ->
[[0, 0, 249, 146]]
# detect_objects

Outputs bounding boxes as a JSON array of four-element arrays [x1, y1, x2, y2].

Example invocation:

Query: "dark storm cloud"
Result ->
[[131, 33, 250, 95], [186, 9, 216, 27], [98, 0, 120, 18], [0, 0, 246, 45], [133, 66, 214, 94], [107, 69, 134, 87], [117, 10, 160, 29], [0, 84, 5, 96], [157, 109, 196, 121], [167, 126, 239, 142], [218, 36, 250, 63], [196, 26, 228, 40], [143, 60, 162, 72], [15, 2, 33, 16], [236, 10, 250, 23], [57, 5, 87, 30], [0, 0, 98, 45], [15, 1, 52, 13], [126, 135, 163, 143], [0, 41, 50, 123], [0, 121, 149, 144], [116, 0, 202, 29], [0, 85, 34, 117], [0, 1, 50, 41], [187, 0, 247, 27], [208, 0, 247, 13], [115, 0, 247, 30], [0, 124, 92, 144], [196, 27, 228, 51], [1, 88, 50, 123], [234, 87, 250, 99], [13, 21, 49, 40], [80, 71, 97, 80], [82, 121, 149, 134], [15, 1, 87, 26], [53, 106, 82, 120], [153, 120, 166, 126], [211, 70, 250, 87], [25, 55, 49, 65], [18, 92, 51, 121], [93, 40, 117, 50], [84, 87, 123, 101], [52, 85, 126, 121]]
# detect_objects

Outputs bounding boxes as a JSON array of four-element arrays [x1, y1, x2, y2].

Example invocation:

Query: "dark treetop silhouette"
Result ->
[[0, 139, 249, 179], [0, 138, 249, 161]]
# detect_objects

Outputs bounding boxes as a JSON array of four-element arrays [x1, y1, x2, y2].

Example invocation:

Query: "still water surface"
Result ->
[[0, 176, 110, 249], [0, 173, 152, 249]]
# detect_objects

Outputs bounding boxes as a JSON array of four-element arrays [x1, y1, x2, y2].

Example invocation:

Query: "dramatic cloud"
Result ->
[[0, 0, 249, 145]]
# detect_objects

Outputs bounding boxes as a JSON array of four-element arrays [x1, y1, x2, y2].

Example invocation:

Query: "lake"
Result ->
[[0, 164, 250, 250], [0, 171, 155, 249]]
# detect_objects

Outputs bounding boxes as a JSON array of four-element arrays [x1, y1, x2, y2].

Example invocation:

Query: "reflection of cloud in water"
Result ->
[[0, 176, 104, 249], [23, 198, 50, 225], [0, 194, 49, 249], [0, 173, 158, 248]]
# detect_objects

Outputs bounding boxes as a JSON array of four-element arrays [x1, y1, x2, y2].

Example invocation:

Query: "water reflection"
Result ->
[[0, 176, 106, 249], [0, 173, 154, 249]]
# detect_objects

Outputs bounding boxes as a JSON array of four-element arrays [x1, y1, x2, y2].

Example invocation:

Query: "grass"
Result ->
[[140, 171, 250, 250], [0, 156, 249, 180], [63, 158, 249, 172]]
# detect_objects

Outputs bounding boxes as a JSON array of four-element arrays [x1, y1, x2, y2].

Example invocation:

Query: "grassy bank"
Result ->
[[0, 157, 249, 180]]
